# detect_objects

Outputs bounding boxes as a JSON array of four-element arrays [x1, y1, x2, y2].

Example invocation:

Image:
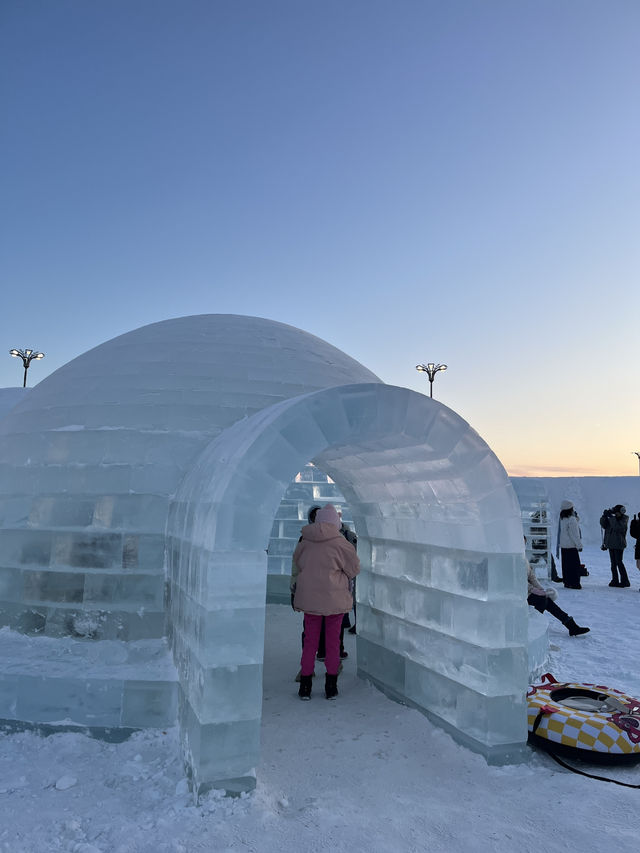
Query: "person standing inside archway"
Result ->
[[292, 505, 320, 683], [292, 503, 360, 700], [316, 510, 358, 660], [338, 510, 358, 637]]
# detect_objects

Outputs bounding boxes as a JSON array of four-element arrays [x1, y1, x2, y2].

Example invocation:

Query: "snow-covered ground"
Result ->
[[2, 545, 639, 853]]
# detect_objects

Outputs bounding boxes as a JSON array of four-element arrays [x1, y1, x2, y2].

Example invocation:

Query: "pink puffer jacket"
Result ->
[[292, 522, 360, 615]]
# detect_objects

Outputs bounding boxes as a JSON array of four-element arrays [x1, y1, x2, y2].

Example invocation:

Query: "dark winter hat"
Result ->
[[615, 505, 626, 514], [307, 505, 321, 524]]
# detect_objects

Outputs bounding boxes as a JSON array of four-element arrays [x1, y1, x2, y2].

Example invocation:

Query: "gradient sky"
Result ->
[[2, 1, 639, 476]]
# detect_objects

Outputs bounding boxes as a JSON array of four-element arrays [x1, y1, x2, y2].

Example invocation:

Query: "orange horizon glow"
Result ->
[[505, 464, 640, 478]]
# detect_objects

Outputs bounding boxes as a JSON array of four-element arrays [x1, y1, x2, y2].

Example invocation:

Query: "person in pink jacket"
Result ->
[[292, 503, 360, 700]]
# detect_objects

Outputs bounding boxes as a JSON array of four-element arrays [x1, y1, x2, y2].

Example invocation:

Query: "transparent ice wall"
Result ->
[[0, 317, 531, 798], [0, 316, 380, 738], [168, 382, 529, 795], [527, 609, 549, 680], [510, 477, 553, 577]]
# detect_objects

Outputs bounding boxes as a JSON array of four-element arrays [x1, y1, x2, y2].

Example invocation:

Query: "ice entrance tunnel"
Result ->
[[0, 315, 529, 795]]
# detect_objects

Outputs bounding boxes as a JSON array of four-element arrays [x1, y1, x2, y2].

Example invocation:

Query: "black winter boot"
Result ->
[[295, 669, 315, 683], [565, 617, 590, 636], [298, 675, 312, 700], [325, 674, 338, 700]]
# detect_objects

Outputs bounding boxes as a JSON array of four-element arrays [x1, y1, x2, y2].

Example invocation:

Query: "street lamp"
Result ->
[[9, 348, 45, 387], [416, 362, 447, 398], [633, 452, 640, 476]]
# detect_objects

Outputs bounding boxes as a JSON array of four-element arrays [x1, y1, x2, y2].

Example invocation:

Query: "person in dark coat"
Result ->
[[339, 512, 358, 635], [600, 505, 630, 587]]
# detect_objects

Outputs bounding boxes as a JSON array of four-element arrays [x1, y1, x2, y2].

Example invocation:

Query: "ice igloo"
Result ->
[[0, 315, 529, 795]]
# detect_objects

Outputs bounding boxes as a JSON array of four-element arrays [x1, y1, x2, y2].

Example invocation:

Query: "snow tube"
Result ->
[[528, 673, 640, 764]]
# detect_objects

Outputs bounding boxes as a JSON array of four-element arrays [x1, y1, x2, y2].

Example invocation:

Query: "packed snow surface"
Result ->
[[1, 546, 639, 853]]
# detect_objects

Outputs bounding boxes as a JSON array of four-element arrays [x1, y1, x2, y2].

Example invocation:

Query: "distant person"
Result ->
[[527, 560, 589, 636], [630, 512, 640, 574], [292, 503, 360, 700], [600, 505, 630, 587], [556, 500, 583, 589]]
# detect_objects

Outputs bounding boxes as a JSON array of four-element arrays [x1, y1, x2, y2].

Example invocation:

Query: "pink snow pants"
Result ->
[[301, 613, 343, 677]]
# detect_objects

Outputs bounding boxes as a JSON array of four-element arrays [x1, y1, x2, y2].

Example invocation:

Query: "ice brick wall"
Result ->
[[0, 316, 380, 736], [0, 315, 378, 639], [316, 404, 529, 763], [168, 382, 529, 795], [0, 629, 178, 732]]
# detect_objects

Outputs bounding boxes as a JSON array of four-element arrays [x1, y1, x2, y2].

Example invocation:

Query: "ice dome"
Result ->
[[0, 387, 30, 422], [0, 314, 529, 797], [0, 314, 380, 637]]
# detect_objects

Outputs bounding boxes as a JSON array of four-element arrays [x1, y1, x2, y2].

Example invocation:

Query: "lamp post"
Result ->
[[9, 348, 45, 387], [633, 452, 640, 476], [416, 362, 447, 398]]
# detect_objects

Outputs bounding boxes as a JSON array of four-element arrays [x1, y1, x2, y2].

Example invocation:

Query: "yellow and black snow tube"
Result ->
[[528, 673, 640, 764]]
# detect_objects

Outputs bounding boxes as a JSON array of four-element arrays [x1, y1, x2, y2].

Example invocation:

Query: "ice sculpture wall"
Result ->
[[168, 382, 529, 792], [0, 314, 530, 797], [0, 316, 378, 742]]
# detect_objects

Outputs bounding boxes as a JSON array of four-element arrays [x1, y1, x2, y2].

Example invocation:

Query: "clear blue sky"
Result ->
[[2, 1, 639, 475]]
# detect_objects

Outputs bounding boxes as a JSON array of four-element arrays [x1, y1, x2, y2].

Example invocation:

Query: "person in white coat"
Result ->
[[558, 500, 583, 589]]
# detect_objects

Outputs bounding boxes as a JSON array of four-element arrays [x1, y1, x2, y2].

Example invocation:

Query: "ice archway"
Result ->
[[0, 315, 529, 797], [169, 383, 528, 794]]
